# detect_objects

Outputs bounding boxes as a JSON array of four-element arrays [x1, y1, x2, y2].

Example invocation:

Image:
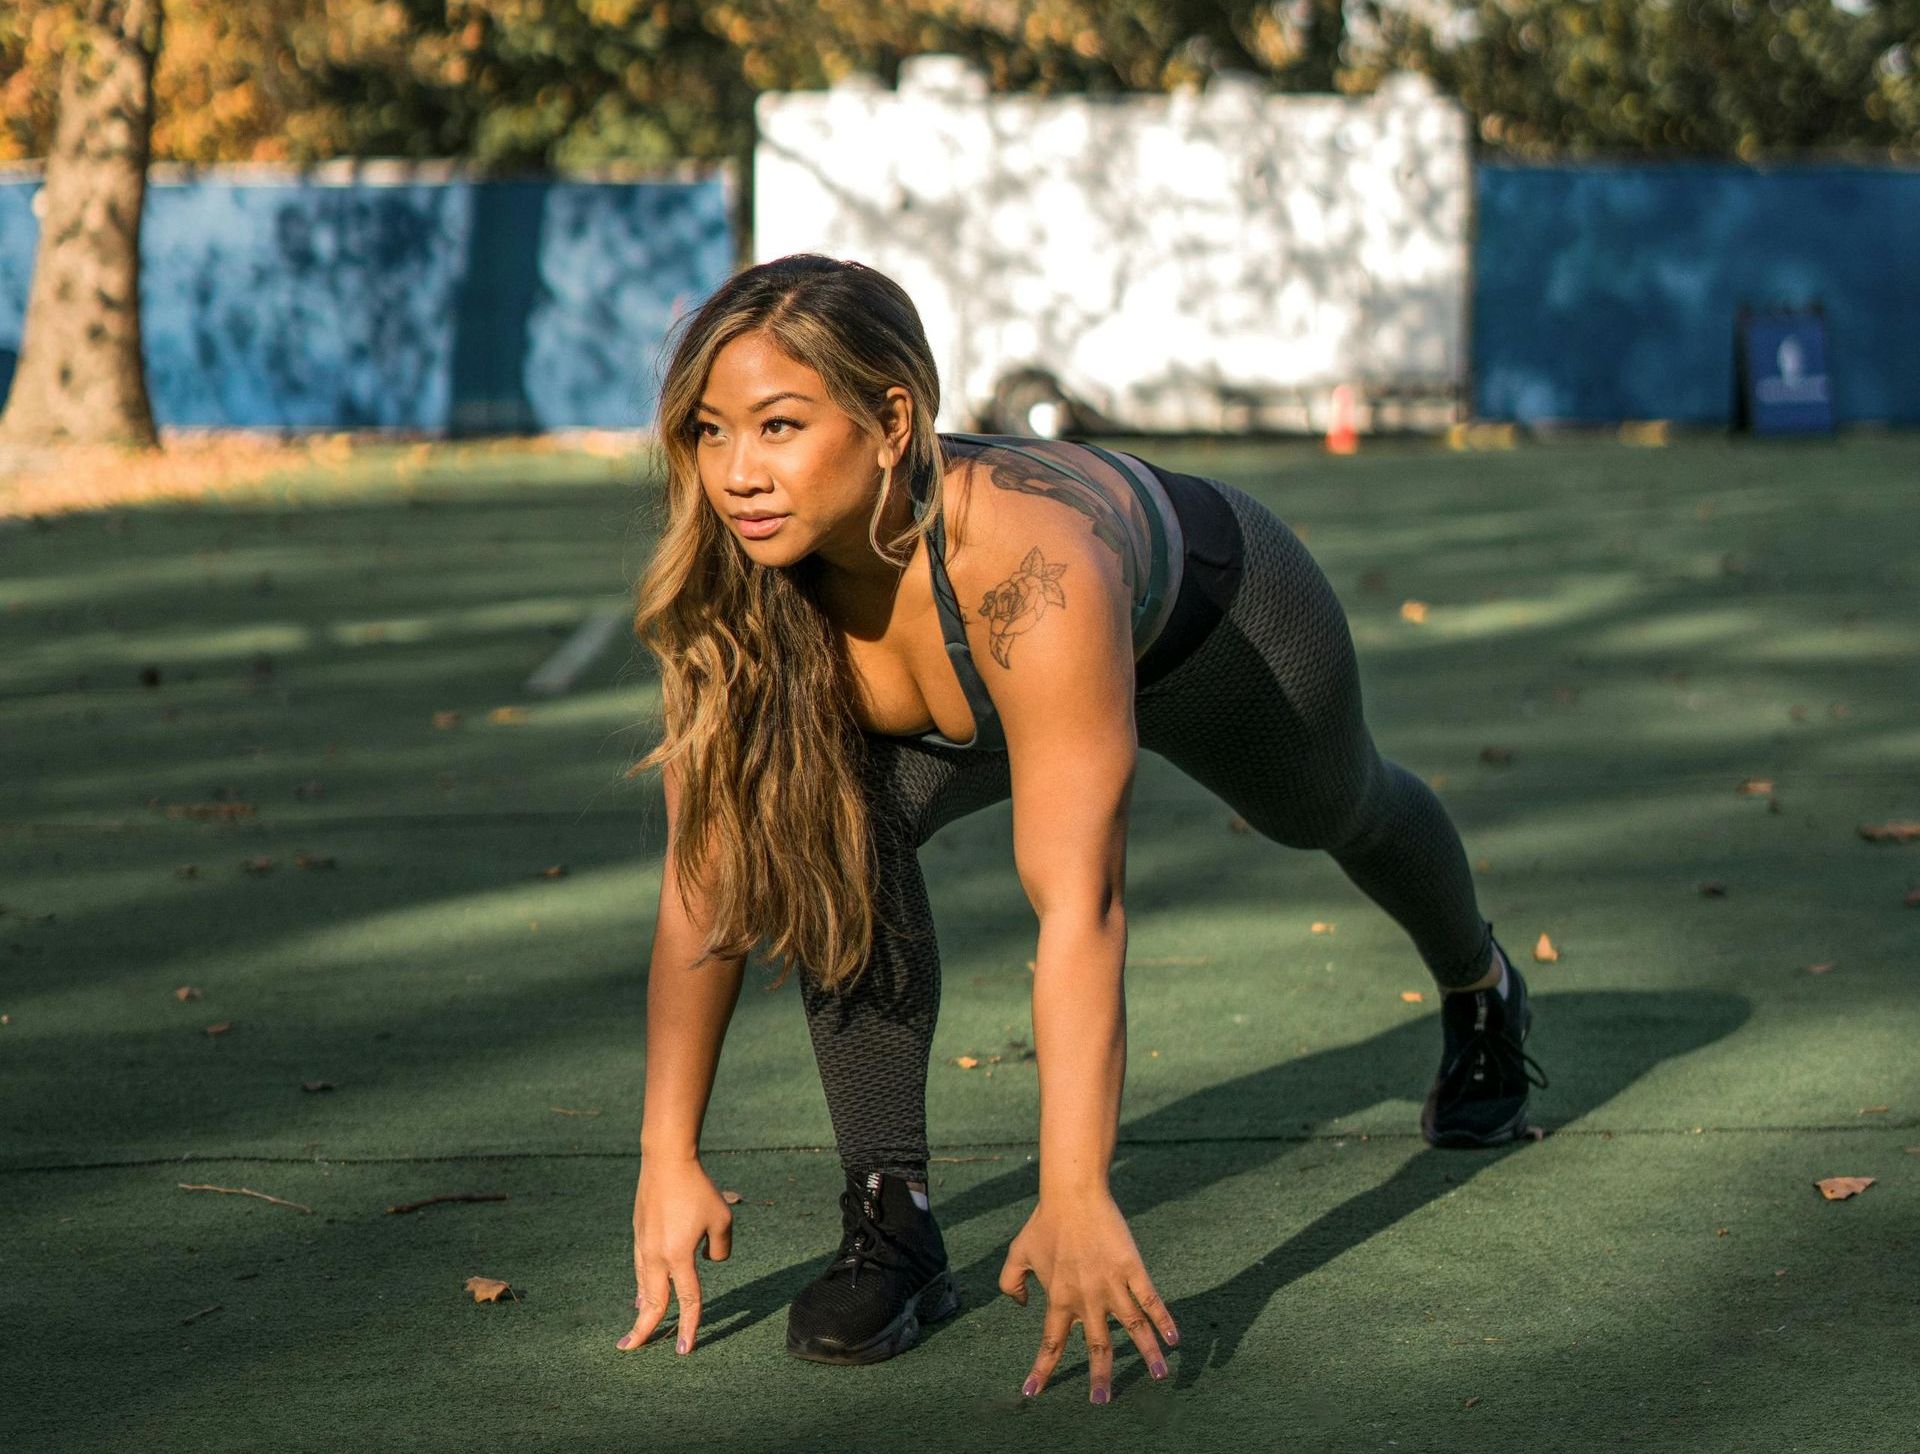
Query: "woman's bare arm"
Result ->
[[622, 762, 743, 1359], [639, 761, 747, 1163]]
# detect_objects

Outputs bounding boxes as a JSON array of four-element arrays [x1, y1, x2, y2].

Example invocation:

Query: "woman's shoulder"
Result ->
[[935, 433, 1142, 522], [931, 433, 1140, 619]]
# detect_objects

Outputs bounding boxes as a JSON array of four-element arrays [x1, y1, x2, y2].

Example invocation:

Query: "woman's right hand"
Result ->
[[617, 1154, 734, 1354]]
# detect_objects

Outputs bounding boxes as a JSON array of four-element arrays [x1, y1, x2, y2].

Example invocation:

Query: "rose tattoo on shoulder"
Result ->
[[977, 547, 1068, 668]]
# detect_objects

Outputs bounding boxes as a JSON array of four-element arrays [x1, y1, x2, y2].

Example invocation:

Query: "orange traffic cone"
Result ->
[[1325, 383, 1359, 455]]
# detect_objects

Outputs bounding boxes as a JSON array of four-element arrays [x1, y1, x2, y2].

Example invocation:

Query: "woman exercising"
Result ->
[[617, 254, 1547, 1404]]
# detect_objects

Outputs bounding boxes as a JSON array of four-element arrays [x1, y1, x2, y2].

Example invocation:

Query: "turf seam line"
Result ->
[[4, 1120, 1914, 1174]]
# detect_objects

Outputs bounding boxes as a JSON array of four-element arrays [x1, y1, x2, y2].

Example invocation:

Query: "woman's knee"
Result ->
[[1241, 731, 1389, 852]]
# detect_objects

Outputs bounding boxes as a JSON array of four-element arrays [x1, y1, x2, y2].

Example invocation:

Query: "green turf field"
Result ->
[[3, 433, 1915, 1453]]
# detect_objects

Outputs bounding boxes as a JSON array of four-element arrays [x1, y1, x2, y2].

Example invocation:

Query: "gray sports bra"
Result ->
[[903, 433, 1180, 752]]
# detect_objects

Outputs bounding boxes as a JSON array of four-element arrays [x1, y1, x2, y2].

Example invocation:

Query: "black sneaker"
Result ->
[[785, 1168, 960, 1364], [1421, 929, 1549, 1147]]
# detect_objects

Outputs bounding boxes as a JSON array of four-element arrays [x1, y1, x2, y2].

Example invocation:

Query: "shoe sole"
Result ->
[[784, 1268, 961, 1365], [1420, 972, 1538, 1149]]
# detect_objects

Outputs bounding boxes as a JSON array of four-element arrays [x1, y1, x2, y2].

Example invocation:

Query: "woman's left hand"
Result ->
[[997, 1186, 1180, 1403]]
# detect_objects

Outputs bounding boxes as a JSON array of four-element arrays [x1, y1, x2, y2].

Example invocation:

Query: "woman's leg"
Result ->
[[786, 734, 1011, 1362], [796, 732, 1013, 1181], [1134, 478, 1495, 990]]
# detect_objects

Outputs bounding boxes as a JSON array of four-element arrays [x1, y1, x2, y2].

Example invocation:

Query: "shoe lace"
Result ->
[[832, 1187, 913, 1288], [1448, 995, 1550, 1096]]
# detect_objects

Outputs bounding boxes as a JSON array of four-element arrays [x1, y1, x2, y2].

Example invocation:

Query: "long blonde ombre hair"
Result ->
[[628, 255, 948, 994]]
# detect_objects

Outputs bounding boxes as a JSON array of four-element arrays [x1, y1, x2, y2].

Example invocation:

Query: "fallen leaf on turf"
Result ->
[[1715, 1227, 1729, 1236], [1805, 961, 1836, 974], [465, 1276, 514, 1303], [174, 985, 202, 1001], [1479, 745, 1513, 765], [1228, 815, 1252, 834], [1736, 778, 1773, 796], [1533, 933, 1559, 963], [1699, 881, 1727, 897], [433, 710, 462, 729], [488, 706, 528, 725], [1401, 991, 1425, 1003], [241, 856, 275, 875], [720, 1189, 743, 1205], [1905, 888, 1920, 907], [1463, 1395, 1481, 1410], [953, 1055, 980, 1069], [1399, 600, 1428, 623], [1814, 1177, 1875, 1200], [1858, 821, 1920, 843], [1311, 921, 1335, 935], [161, 802, 254, 822], [301, 1080, 334, 1093], [1858, 1105, 1890, 1115], [204, 1021, 233, 1036], [539, 865, 568, 878], [294, 853, 336, 870]]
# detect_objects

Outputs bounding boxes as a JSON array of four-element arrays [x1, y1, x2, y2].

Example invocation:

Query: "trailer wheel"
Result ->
[[989, 370, 1076, 439]]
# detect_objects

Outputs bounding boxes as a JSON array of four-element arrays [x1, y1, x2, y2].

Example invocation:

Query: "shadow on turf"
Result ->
[[677, 988, 1748, 1386]]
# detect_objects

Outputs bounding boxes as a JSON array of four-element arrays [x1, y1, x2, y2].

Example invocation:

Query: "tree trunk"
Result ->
[[0, 0, 163, 450], [1294, 0, 1347, 93]]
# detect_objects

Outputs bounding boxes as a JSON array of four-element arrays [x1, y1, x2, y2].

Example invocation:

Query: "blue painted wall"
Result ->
[[0, 175, 732, 430], [1473, 162, 1920, 426], [3, 163, 1913, 430]]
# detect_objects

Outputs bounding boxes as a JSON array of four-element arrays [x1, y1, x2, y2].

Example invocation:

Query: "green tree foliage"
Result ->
[[2, 2, 1915, 170], [0, 1, 1377, 170], [1384, 0, 1920, 160]]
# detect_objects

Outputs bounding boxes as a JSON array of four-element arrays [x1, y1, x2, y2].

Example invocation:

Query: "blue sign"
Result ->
[[1737, 308, 1835, 436]]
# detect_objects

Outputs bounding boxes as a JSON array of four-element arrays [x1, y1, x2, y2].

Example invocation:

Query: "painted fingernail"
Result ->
[[1167, 1328, 1181, 1346], [1092, 1386, 1110, 1405], [616, 1335, 633, 1350], [1150, 1360, 1167, 1379], [676, 1336, 689, 1354], [1022, 1376, 1040, 1397]]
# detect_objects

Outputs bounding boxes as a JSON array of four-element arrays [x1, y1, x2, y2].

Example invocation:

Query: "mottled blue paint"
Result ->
[[0, 175, 732, 430], [1474, 162, 1920, 425], [5, 164, 1913, 430]]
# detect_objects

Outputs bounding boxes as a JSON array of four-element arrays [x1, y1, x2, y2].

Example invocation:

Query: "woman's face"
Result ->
[[693, 329, 908, 576]]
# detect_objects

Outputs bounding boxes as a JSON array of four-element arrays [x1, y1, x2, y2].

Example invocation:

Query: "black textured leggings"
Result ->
[[798, 472, 1496, 1182]]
